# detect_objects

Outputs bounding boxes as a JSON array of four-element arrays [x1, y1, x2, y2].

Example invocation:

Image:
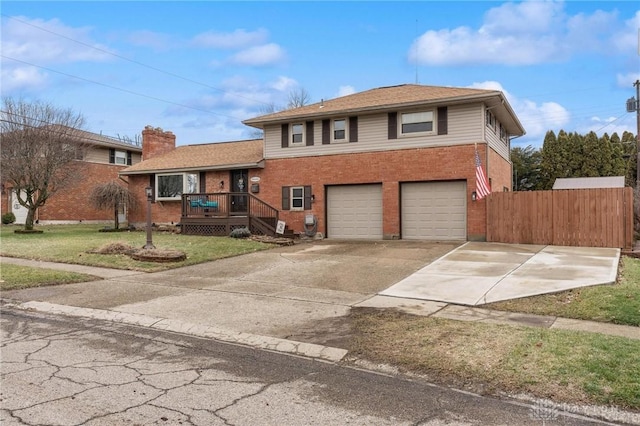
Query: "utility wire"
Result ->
[[1, 13, 273, 108], [1, 55, 245, 121]]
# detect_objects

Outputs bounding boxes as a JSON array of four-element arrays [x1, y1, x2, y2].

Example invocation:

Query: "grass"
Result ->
[[483, 256, 640, 327], [0, 224, 270, 272], [348, 308, 640, 409], [0, 263, 100, 291]]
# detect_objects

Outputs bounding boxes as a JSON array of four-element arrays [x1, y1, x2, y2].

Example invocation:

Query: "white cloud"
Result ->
[[612, 10, 640, 52], [192, 28, 269, 49], [583, 115, 636, 137], [468, 81, 570, 139], [1, 16, 113, 64], [409, 1, 626, 66], [270, 76, 298, 92], [617, 72, 640, 89], [336, 86, 356, 97], [0, 65, 49, 93], [229, 43, 286, 66]]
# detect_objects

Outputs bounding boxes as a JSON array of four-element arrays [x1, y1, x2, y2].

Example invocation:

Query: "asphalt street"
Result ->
[[1, 307, 619, 426]]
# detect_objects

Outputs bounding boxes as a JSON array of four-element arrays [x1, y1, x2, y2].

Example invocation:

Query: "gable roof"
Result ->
[[120, 139, 264, 175], [243, 84, 525, 136], [552, 176, 626, 190]]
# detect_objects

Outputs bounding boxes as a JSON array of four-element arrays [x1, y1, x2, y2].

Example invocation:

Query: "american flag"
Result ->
[[475, 149, 491, 199]]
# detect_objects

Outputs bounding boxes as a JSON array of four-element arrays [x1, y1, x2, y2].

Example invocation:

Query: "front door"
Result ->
[[230, 169, 248, 214], [11, 190, 29, 224]]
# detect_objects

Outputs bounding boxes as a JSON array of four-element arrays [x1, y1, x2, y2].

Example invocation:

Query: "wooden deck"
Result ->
[[180, 192, 287, 237]]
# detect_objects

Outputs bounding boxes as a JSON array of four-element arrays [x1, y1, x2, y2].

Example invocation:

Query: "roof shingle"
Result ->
[[120, 139, 263, 174]]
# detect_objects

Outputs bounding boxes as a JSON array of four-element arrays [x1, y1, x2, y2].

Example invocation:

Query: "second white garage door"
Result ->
[[327, 184, 382, 239], [401, 181, 467, 240]]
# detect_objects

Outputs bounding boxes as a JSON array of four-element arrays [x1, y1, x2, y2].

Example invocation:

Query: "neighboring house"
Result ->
[[1, 129, 142, 225], [122, 84, 525, 241]]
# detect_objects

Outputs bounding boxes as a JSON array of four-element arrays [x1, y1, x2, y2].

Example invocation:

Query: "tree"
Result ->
[[0, 98, 88, 231], [287, 87, 311, 109], [88, 181, 139, 230], [511, 145, 542, 191]]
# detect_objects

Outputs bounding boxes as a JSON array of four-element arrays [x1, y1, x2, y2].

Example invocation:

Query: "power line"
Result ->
[[1, 14, 273, 108], [1, 55, 246, 121]]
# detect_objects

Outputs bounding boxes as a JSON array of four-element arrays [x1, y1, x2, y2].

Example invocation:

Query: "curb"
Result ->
[[7, 300, 348, 363]]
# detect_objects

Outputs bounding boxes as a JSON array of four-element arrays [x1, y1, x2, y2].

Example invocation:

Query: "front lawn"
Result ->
[[0, 224, 270, 272], [483, 256, 640, 327], [0, 263, 99, 291], [348, 308, 640, 410]]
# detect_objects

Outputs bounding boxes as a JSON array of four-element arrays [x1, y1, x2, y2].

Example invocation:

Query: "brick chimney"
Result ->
[[142, 125, 176, 160]]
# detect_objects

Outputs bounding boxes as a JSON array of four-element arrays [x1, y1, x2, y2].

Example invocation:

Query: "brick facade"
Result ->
[[142, 126, 176, 160], [128, 143, 511, 241]]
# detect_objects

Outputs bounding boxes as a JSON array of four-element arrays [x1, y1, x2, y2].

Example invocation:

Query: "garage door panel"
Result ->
[[401, 181, 466, 240], [327, 185, 382, 239]]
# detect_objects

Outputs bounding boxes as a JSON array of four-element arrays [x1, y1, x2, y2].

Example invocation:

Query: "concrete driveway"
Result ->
[[2, 240, 621, 347], [380, 242, 620, 305]]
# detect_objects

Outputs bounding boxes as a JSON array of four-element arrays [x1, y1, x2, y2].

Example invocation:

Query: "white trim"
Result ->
[[332, 118, 348, 143], [399, 110, 435, 137], [290, 186, 304, 211], [156, 172, 198, 201], [291, 123, 305, 145]]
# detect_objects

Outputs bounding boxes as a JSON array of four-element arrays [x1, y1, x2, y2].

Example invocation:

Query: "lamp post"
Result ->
[[626, 80, 640, 188], [143, 186, 155, 249]]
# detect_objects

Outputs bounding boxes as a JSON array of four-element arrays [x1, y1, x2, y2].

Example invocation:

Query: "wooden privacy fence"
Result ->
[[487, 188, 634, 249]]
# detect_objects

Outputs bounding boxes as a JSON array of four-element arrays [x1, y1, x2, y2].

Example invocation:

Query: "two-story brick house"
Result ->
[[122, 84, 525, 241], [1, 128, 142, 225]]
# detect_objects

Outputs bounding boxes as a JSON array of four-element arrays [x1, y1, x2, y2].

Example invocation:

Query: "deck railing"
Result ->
[[181, 192, 280, 236]]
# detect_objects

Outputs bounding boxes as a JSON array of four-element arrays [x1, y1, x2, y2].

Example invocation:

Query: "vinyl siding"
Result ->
[[486, 120, 510, 161], [264, 103, 485, 159], [84, 146, 142, 165]]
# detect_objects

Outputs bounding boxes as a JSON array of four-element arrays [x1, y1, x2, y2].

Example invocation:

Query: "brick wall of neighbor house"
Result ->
[[142, 126, 176, 160], [488, 147, 512, 193], [37, 162, 129, 223], [252, 143, 488, 240]]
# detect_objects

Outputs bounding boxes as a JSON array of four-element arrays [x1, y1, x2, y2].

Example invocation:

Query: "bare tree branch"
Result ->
[[1, 97, 88, 230], [88, 181, 139, 229]]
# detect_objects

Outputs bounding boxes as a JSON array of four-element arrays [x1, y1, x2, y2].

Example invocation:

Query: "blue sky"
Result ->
[[2, 1, 639, 148]]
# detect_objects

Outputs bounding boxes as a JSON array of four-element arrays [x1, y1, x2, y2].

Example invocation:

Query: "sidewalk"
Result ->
[[2, 255, 639, 363]]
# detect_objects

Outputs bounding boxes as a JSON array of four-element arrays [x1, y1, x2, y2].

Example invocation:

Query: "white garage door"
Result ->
[[327, 184, 382, 239], [401, 181, 466, 240]]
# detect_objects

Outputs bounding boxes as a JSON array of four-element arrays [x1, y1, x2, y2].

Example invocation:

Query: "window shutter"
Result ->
[[388, 112, 397, 139], [437, 107, 448, 135], [306, 121, 314, 146], [281, 124, 289, 148], [349, 116, 358, 142], [126, 150, 132, 165], [149, 174, 156, 203], [109, 148, 115, 164], [322, 120, 330, 144], [199, 172, 206, 192], [281, 186, 290, 210], [303, 186, 312, 210]]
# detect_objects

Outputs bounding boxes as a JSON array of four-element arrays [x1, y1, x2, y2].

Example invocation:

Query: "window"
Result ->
[[291, 123, 304, 144], [114, 150, 127, 165], [486, 110, 496, 130], [500, 124, 508, 143], [401, 111, 433, 134], [291, 187, 304, 210], [282, 185, 312, 211], [156, 173, 198, 200], [333, 119, 346, 141]]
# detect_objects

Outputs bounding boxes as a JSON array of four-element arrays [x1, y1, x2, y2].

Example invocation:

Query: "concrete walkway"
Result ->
[[380, 242, 620, 305]]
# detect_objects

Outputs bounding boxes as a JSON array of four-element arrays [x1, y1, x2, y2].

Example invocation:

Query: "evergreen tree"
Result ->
[[540, 130, 561, 189], [511, 145, 542, 191], [581, 131, 601, 177]]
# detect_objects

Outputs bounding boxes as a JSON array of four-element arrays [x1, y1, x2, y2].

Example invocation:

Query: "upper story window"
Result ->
[[156, 173, 198, 201], [333, 119, 346, 142], [114, 150, 127, 164], [401, 111, 434, 135], [499, 124, 508, 143], [486, 110, 496, 131], [109, 148, 131, 165], [291, 123, 304, 145]]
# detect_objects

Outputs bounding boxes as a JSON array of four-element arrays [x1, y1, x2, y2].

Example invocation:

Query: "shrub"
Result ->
[[2, 212, 16, 225], [229, 227, 251, 238]]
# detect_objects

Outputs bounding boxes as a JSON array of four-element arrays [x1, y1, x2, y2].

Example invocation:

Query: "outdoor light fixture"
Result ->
[[311, 194, 315, 202], [143, 186, 155, 249], [219, 180, 224, 189], [471, 191, 477, 201]]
